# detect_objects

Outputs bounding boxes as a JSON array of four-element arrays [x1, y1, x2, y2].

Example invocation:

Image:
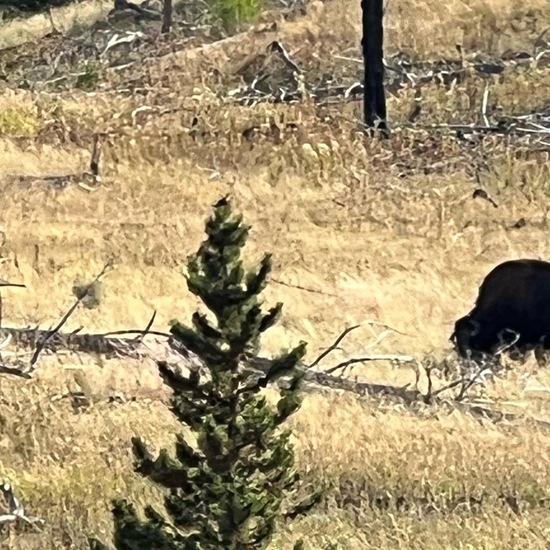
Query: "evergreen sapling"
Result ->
[[108, 196, 322, 549]]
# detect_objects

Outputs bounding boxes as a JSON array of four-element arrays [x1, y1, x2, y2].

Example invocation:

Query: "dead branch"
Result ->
[[130, 310, 157, 345], [9, 134, 106, 191], [0, 481, 44, 531], [323, 354, 413, 375], [454, 364, 494, 402], [0, 280, 25, 289], [0, 281, 29, 377], [101, 328, 172, 338], [308, 322, 409, 374], [302, 369, 422, 403], [270, 278, 339, 297], [0, 280, 24, 349], [306, 321, 505, 408], [0, 264, 520, 426], [100, 31, 146, 59], [447, 333, 519, 402], [111, 0, 162, 19], [303, 361, 550, 432], [26, 262, 112, 376], [267, 40, 302, 74], [363, 328, 393, 350], [308, 324, 361, 369], [0, 300, 534, 433], [43, 344, 550, 434], [426, 360, 494, 403], [0, 364, 33, 380], [452, 401, 550, 432], [0, 326, 169, 357], [0, 323, 197, 381], [481, 82, 490, 126]]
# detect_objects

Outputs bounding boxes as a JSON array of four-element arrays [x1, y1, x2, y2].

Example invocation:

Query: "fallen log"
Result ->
[[4, 324, 547, 432], [0, 324, 421, 401]]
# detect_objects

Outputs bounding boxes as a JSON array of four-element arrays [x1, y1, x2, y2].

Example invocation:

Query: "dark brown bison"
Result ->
[[451, 259, 550, 360]]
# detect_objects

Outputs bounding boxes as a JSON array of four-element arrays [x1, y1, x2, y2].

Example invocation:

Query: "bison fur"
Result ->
[[451, 259, 550, 361]]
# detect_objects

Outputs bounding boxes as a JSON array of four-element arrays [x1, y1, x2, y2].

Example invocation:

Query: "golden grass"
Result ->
[[0, 0, 550, 547]]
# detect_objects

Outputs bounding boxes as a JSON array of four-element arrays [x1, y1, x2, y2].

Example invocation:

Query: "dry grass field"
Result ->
[[1, 0, 550, 547]]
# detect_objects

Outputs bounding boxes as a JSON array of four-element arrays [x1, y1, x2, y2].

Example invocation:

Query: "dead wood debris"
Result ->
[[1, 0, 219, 91], [0, 481, 44, 532], [0, 263, 113, 379], [110, 0, 162, 21], [227, 41, 550, 107], [0, 310, 466, 409], [0, 313, 522, 427], [225, 39, 550, 150]]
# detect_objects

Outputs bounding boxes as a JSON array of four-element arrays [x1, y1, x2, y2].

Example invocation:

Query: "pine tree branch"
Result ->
[[132, 439, 193, 491]]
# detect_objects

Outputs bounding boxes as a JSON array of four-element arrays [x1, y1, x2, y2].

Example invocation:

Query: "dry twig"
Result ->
[[0, 263, 115, 379], [308, 324, 361, 369], [308, 322, 409, 372], [323, 353, 414, 375], [271, 278, 339, 297], [130, 310, 157, 345]]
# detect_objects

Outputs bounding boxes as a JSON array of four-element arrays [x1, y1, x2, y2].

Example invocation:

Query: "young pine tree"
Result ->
[[107, 196, 321, 550]]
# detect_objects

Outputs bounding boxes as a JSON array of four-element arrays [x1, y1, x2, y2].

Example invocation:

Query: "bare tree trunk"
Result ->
[[361, 0, 388, 136], [162, 0, 172, 34]]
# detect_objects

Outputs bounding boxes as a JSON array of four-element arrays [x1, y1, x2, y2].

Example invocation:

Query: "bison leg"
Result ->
[[534, 345, 546, 366], [534, 338, 550, 367]]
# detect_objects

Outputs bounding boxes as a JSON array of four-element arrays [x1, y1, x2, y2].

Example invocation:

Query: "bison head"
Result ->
[[450, 315, 480, 359]]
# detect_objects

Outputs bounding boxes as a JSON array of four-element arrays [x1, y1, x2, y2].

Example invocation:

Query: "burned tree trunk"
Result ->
[[162, 0, 172, 33], [361, 0, 388, 136]]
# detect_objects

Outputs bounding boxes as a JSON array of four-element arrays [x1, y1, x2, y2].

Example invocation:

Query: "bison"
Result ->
[[451, 259, 550, 361]]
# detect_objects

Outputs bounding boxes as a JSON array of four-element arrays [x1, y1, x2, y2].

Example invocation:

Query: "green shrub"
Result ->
[[0, 108, 37, 136], [210, 0, 262, 33]]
